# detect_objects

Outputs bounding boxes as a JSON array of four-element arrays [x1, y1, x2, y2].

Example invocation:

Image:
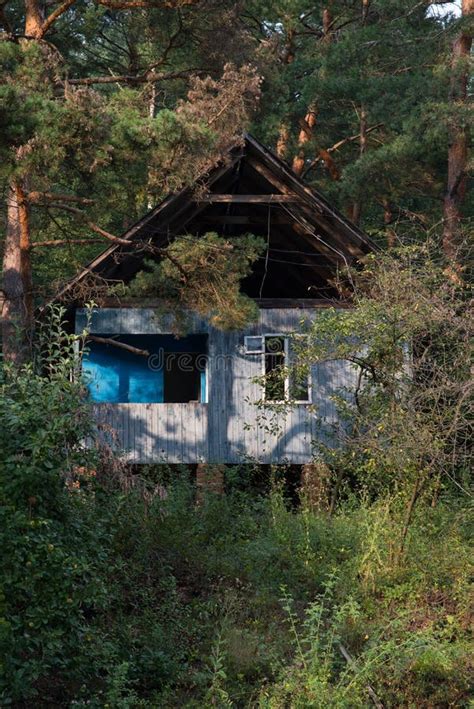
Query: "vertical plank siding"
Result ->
[[78, 307, 356, 464]]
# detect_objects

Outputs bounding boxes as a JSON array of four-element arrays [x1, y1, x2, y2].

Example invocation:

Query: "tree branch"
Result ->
[[40, 0, 76, 37], [87, 335, 149, 357], [96, 0, 198, 10], [28, 191, 95, 205], [32, 238, 104, 248], [44, 203, 190, 281], [302, 123, 384, 179], [45, 204, 134, 245], [326, 123, 383, 154], [67, 68, 198, 86]]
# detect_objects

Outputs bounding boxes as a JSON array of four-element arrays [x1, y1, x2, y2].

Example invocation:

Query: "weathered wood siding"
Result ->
[[76, 308, 358, 464]]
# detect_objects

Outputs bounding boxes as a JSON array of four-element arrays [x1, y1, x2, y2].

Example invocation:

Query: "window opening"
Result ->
[[263, 334, 310, 403], [83, 334, 208, 404]]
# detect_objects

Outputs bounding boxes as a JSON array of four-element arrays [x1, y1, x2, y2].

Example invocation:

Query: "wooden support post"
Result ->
[[195, 464, 225, 505], [300, 462, 331, 512]]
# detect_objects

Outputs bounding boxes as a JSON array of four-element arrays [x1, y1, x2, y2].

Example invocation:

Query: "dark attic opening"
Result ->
[[57, 135, 375, 312]]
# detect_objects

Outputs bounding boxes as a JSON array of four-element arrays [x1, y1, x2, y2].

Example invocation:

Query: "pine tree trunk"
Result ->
[[291, 5, 335, 177], [322, 3, 333, 39], [443, 0, 473, 273], [2, 0, 44, 361], [24, 0, 45, 37], [2, 179, 33, 363], [382, 199, 397, 248], [349, 107, 367, 224], [276, 123, 290, 159], [292, 107, 317, 176]]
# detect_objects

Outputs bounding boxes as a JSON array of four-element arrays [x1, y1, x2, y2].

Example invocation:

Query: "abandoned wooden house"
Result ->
[[59, 134, 376, 465]]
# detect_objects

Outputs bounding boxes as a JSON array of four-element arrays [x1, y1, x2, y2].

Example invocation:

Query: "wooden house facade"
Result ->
[[60, 135, 376, 464]]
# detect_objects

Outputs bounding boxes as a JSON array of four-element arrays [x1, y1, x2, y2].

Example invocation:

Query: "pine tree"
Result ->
[[0, 1, 261, 361], [245, 1, 472, 251]]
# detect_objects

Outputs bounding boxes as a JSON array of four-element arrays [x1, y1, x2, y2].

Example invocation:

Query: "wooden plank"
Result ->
[[255, 298, 349, 309], [199, 194, 303, 203], [86, 299, 350, 311], [200, 214, 294, 225]]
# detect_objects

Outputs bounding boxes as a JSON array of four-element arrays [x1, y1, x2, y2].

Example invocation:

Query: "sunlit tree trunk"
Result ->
[[292, 5, 334, 177], [2, 0, 43, 361], [443, 0, 473, 274], [292, 107, 317, 175], [2, 180, 33, 363], [276, 26, 295, 160], [24, 0, 44, 37]]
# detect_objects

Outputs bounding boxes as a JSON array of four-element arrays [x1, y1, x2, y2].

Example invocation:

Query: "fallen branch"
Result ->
[[87, 335, 150, 357], [44, 203, 190, 281]]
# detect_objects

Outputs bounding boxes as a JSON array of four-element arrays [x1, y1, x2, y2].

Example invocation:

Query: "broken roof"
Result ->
[[56, 133, 377, 304]]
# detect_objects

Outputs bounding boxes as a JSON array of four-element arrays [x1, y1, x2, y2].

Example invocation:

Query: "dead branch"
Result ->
[[45, 204, 134, 245], [87, 335, 149, 357], [338, 644, 384, 709], [67, 68, 198, 86], [43, 202, 190, 281]]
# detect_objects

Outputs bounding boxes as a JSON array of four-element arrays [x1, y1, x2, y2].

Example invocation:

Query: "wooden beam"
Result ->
[[200, 214, 294, 225], [87, 297, 351, 309], [255, 298, 350, 309], [199, 194, 302, 203]]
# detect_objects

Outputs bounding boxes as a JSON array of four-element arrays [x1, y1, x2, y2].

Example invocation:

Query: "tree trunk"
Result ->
[[292, 107, 317, 176], [322, 3, 333, 40], [2, 0, 44, 362], [195, 464, 224, 505], [348, 107, 367, 224], [276, 123, 290, 159], [361, 0, 369, 24], [2, 179, 33, 363], [443, 0, 473, 274], [395, 474, 425, 566], [382, 199, 397, 247], [24, 0, 45, 38]]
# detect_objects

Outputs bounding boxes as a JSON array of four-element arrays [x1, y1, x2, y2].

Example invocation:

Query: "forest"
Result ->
[[0, 0, 473, 706]]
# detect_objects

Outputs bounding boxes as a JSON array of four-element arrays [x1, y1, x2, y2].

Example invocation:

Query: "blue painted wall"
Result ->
[[83, 334, 207, 404]]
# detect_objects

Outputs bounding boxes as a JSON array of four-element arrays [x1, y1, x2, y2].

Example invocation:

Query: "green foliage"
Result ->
[[123, 232, 265, 330], [247, 0, 472, 237], [0, 308, 110, 702], [284, 244, 473, 504]]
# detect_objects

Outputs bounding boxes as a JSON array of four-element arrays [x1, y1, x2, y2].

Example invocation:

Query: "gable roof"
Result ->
[[55, 133, 377, 305]]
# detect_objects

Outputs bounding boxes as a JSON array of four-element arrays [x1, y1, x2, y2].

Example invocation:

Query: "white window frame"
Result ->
[[244, 335, 265, 354], [262, 333, 312, 405]]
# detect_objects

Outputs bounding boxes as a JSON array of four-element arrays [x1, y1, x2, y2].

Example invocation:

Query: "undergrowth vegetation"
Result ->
[[1, 442, 472, 706]]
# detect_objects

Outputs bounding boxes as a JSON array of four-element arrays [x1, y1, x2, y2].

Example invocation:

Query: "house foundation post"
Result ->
[[195, 464, 225, 505], [300, 461, 331, 512]]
